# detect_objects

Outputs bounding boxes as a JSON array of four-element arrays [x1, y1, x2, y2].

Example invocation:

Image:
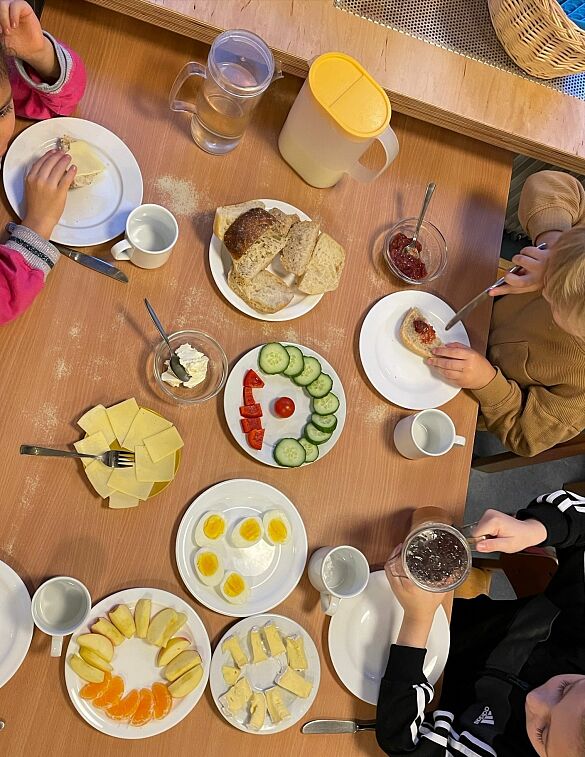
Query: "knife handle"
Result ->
[[355, 720, 377, 731]]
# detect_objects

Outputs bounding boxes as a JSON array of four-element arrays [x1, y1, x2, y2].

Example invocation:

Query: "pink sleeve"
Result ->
[[0, 247, 44, 324], [10, 34, 86, 120]]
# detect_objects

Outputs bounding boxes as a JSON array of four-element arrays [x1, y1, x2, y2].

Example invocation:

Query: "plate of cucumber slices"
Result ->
[[223, 343, 346, 468]]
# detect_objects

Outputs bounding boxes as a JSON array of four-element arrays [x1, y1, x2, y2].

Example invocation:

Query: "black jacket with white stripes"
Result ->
[[376, 490, 585, 756]]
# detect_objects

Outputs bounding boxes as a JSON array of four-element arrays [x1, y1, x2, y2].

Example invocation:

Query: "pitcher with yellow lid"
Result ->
[[278, 52, 399, 188]]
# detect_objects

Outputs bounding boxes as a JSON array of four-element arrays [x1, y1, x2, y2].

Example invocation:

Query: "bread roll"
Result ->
[[269, 207, 300, 237], [213, 200, 266, 241], [228, 268, 294, 314], [232, 230, 287, 279], [281, 221, 320, 276], [57, 135, 105, 189], [399, 307, 443, 358], [297, 233, 345, 294], [223, 208, 276, 259]]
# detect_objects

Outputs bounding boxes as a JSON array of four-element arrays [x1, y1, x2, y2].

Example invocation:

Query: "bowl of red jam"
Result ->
[[383, 218, 447, 285]]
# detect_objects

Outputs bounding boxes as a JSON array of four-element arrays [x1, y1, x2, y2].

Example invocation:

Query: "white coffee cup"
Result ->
[[394, 408, 466, 460], [308, 545, 370, 616], [31, 576, 91, 657], [111, 204, 178, 269]]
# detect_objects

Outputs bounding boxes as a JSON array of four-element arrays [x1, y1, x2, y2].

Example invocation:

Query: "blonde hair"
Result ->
[[543, 227, 585, 326]]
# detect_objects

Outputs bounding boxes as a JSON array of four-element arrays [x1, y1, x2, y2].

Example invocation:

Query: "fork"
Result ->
[[20, 445, 134, 468]]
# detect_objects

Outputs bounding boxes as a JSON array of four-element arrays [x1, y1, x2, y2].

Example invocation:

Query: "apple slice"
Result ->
[[69, 654, 105, 683], [157, 637, 190, 667], [168, 665, 203, 698], [163, 650, 201, 682], [76, 633, 114, 663], [134, 598, 151, 639], [160, 612, 187, 648], [146, 608, 177, 647], [91, 618, 125, 646], [109, 604, 136, 638], [80, 647, 112, 673]]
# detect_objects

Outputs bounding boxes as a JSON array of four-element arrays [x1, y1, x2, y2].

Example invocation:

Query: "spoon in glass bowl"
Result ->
[[402, 181, 436, 257], [144, 298, 190, 383]]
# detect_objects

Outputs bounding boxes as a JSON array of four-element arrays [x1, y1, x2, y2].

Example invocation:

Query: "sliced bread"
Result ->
[[213, 200, 266, 241], [399, 307, 443, 358], [232, 230, 287, 279], [281, 221, 320, 276], [228, 268, 294, 314], [223, 207, 276, 259], [297, 233, 345, 294], [269, 207, 300, 237]]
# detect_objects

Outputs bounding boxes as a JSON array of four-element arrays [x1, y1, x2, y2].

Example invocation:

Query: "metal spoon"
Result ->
[[403, 181, 436, 257], [144, 298, 190, 383]]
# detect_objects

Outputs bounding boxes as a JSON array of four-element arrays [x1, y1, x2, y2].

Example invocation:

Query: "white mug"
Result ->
[[111, 204, 178, 269], [394, 409, 466, 460], [308, 545, 369, 616], [31, 576, 91, 657]]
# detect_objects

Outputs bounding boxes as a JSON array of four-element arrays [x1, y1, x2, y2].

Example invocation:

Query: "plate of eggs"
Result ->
[[175, 479, 308, 617]]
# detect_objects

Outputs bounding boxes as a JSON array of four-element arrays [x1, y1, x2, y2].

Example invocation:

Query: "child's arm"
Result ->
[[1, 1, 86, 118], [518, 170, 585, 244]]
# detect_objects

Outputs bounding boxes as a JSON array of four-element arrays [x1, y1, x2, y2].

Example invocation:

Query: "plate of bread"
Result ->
[[359, 291, 469, 409], [3, 117, 143, 246], [210, 200, 345, 321]]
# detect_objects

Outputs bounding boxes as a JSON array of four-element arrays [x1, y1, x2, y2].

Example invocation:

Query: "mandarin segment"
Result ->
[[152, 682, 172, 719], [106, 689, 140, 721], [93, 675, 124, 709], [130, 688, 154, 726], [80, 671, 111, 700]]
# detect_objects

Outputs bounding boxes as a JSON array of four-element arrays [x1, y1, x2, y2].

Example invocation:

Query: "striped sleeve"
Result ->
[[517, 489, 585, 549]]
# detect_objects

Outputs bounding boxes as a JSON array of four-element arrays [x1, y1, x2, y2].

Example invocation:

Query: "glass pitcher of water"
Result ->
[[169, 29, 282, 155]]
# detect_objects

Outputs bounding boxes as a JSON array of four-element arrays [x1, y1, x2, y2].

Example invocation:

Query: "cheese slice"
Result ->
[[144, 426, 184, 463], [285, 635, 308, 671], [222, 665, 241, 686], [249, 627, 268, 663], [106, 398, 140, 444], [265, 687, 290, 724], [275, 666, 312, 698], [74, 431, 110, 468], [263, 623, 285, 656], [248, 691, 266, 731], [77, 405, 116, 445], [59, 136, 106, 188], [222, 636, 248, 667], [85, 460, 114, 498], [108, 491, 140, 509], [219, 676, 253, 715], [135, 444, 175, 483], [108, 465, 153, 500], [122, 408, 172, 452]]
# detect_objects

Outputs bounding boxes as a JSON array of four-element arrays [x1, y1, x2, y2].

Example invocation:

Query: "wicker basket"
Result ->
[[488, 0, 585, 79]]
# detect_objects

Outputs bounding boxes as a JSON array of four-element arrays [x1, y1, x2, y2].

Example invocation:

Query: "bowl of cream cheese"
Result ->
[[153, 329, 228, 404]]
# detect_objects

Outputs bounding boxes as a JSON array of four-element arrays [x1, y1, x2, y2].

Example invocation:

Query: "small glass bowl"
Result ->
[[153, 329, 228, 405], [383, 217, 447, 285]]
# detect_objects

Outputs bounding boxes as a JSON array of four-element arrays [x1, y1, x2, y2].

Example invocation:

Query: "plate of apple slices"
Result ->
[[64, 587, 211, 739]]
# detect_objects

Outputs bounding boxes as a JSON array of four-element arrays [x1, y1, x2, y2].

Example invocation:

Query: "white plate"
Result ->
[[176, 480, 308, 618], [359, 291, 470, 410], [64, 587, 211, 739], [3, 117, 143, 246], [328, 571, 449, 705], [224, 343, 346, 467], [209, 199, 323, 321], [0, 561, 33, 688], [210, 613, 320, 734]]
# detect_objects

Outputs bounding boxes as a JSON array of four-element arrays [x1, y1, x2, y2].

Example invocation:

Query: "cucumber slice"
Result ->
[[273, 438, 306, 468], [311, 413, 337, 433], [293, 356, 322, 387], [312, 393, 340, 415], [283, 345, 304, 377], [298, 438, 319, 463], [307, 373, 333, 398], [305, 423, 332, 445], [259, 343, 290, 375]]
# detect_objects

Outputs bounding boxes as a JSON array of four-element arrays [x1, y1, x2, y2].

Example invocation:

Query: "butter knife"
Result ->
[[55, 243, 128, 283], [302, 719, 377, 734]]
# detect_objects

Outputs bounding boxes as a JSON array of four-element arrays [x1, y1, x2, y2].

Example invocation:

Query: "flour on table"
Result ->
[[2, 474, 40, 557], [54, 358, 70, 380], [68, 322, 82, 339], [154, 175, 201, 216]]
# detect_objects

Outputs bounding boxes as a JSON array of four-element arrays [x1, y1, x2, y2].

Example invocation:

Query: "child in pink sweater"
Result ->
[[0, 0, 86, 324]]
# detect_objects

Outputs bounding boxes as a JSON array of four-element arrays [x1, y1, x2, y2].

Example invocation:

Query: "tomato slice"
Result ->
[[241, 417, 262, 433], [248, 428, 265, 450], [244, 369, 265, 388], [243, 387, 255, 406], [274, 397, 295, 418], [240, 403, 263, 418]]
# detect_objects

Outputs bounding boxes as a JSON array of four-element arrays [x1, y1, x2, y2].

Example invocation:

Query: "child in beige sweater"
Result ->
[[427, 170, 585, 457]]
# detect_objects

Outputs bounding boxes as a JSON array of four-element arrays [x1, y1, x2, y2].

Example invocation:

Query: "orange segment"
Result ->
[[130, 688, 154, 727], [93, 675, 124, 709], [106, 689, 140, 721], [80, 671, 111, 700], [152, 682, 172, 720]]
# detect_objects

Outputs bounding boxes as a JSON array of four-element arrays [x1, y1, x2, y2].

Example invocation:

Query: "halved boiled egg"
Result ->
[[262, 510, 291, 546], [220, 571, 250, 605], [230, 516, 263, 548], [194, 511, 227, 547], [194, 548, 224, 586]]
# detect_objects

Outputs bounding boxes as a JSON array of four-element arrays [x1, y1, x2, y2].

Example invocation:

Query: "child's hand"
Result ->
[[488, 239, 555, 297], [23, 150, 76, 239], [472, 509, 548, 553], [0, 1, 59, 80], [426, 342, 497, 389], [384, 547, 447, 621]]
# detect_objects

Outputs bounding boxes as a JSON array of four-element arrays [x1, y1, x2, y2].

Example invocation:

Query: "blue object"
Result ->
[[559, 0, 585, 30]]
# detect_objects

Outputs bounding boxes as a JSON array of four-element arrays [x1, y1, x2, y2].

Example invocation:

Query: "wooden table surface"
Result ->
[[0, 1, 511, 754], [84, 0, 585, 173]]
